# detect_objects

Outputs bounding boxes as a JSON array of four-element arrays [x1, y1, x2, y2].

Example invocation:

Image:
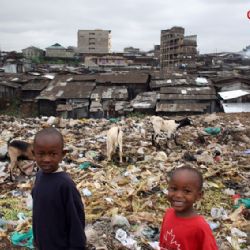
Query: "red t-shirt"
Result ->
[[159, 208, 218, 250]]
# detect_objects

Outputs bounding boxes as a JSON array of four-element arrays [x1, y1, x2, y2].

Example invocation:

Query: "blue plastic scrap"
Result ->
[[11, 228, 34, 249]]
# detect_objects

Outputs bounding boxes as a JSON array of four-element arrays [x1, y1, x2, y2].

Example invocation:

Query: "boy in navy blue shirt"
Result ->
[[32, 127, 86, 249]]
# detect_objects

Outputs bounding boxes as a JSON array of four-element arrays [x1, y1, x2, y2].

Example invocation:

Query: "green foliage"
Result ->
[[31, 56, 42, 64]]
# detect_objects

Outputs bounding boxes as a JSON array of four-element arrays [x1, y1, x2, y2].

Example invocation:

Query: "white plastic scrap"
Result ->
[[149, 241, 160, 250], [115, 229, 140, 250], [210, 207, 228, 220], [82, 188, 92, 197], [208, 221, 220, 230], [104, 197, 114, 204], [231, 228, 247, 238], [223, 188, 236, 196], [111, 215, 130, 228], [195, 77, 208, 84]]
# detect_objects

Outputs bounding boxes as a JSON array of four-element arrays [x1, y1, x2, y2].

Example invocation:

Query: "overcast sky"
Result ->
[[0, 0, 249, 54]]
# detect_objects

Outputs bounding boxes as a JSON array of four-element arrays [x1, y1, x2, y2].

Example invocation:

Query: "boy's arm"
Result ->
[[199, 221, 218, 250], [64, 184, 87, 250]]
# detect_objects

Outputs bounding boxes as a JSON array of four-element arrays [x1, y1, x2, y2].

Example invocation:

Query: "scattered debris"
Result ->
[[0, 112, 249, 249]]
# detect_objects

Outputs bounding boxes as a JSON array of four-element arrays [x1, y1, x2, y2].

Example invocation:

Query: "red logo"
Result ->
[[248, 10, 250, 19]]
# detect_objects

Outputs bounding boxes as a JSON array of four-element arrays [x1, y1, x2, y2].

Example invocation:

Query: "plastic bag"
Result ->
[[235, 198, 250, 209], [11, 228, 34, 249], [204, 127, 221, 135]]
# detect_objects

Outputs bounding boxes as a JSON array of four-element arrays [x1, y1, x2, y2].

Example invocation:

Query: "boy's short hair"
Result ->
[[34, 127, 64, 148], [169, 166, 203, 190]]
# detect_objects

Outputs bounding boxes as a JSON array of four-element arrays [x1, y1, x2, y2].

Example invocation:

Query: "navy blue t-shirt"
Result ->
[[32, 170, 86, 250]]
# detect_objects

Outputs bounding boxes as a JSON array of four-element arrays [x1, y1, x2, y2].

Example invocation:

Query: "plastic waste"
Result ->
[[17, 212, 26, 222], [208, 221, 220, 230], [210, 207, 228, 220], [25, 194, 33, 210], [141, 226, 159, 239], [204, 127, 221, 135], [242, 149, 250, 155], [79, 161, 92, 170], [109, 118, 120, 123], [0, 145, 7, 158], [223, 189, 235, 196], [11, 190, 23, 197], [82, 188, 92, 197], [111, 215, 130, 228], [235, 198, 250, 209], [231, 227, 247, 238], [85, 151, 98, 160], [115, 228, 127, 242], [149, 241, 160, 250], [115, 229, 138, 249], [104, 197, 114, 204], [11, 228, 34, 249]]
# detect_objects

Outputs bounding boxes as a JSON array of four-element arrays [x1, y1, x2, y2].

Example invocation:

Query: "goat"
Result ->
[[107, 126, 123, 163], [150, 116, 193, 148], [7, 140, 35, 181]]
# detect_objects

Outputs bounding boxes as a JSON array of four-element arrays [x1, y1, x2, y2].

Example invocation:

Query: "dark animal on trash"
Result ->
[[150, 116, 193, 148], [107, 126, 123, 163], [7, 140, 35, 181]]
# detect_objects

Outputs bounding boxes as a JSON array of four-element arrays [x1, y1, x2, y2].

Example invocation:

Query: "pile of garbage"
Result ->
[[0, 113, 249, 249]]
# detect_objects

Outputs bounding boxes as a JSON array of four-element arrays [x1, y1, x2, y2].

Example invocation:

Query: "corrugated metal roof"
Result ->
[[222, 103, 250, 113], [160, 94, 217, 100], [91, 86, 128, 100], [0, 81, 21, 88], [72, 75, 97, 82], [96, 72, 149, 84], [156, 103, 210, 112], [218, 90, 250, 100], [213, 76, 250, 86], [160, 86, 215, 95], [115, 101, 133, 112], [22, 81, 49, 91], [60, 82, 95, 99], [37, 75, 96, 100], [150, 77, 212, 89], [131, 92, 157, 109]]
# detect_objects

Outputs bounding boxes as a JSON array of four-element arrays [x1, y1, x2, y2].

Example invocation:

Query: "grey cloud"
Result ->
[[0, 0, 249, 53]]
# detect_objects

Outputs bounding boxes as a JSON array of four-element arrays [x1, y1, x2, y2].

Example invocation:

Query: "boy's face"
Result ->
[[167, 170, 202, 217], [34, 135, 65, 173]]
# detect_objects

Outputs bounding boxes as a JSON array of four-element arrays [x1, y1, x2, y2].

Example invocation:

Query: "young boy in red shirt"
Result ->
[[159, 166, 218, 250]]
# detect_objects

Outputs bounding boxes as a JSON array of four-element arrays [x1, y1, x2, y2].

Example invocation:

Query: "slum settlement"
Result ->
[[0, 27, 250, 249]]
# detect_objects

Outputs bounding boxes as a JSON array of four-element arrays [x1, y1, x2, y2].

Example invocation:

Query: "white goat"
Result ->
[[150, 116, 192, 147], [107, 126, 123, 163]]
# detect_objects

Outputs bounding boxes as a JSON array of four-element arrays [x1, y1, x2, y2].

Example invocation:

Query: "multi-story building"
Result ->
[[160, 26, 197, 75], [123, 47, 140, 56], [45, 43, 75, 58], [77, 29, 111, 54], [22, 46, 44, 59]]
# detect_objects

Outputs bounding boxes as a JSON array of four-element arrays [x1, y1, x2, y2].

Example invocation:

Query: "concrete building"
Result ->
[[22, 46, 44, 59], [77, 29, 111, 54], [160, 26, 197, 75], [123, 47, 140, 56], [45, 43, 75, 58]]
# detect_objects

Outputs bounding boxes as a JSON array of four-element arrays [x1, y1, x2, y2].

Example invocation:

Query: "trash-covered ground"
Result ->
[[0, 113, 249, 250]]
